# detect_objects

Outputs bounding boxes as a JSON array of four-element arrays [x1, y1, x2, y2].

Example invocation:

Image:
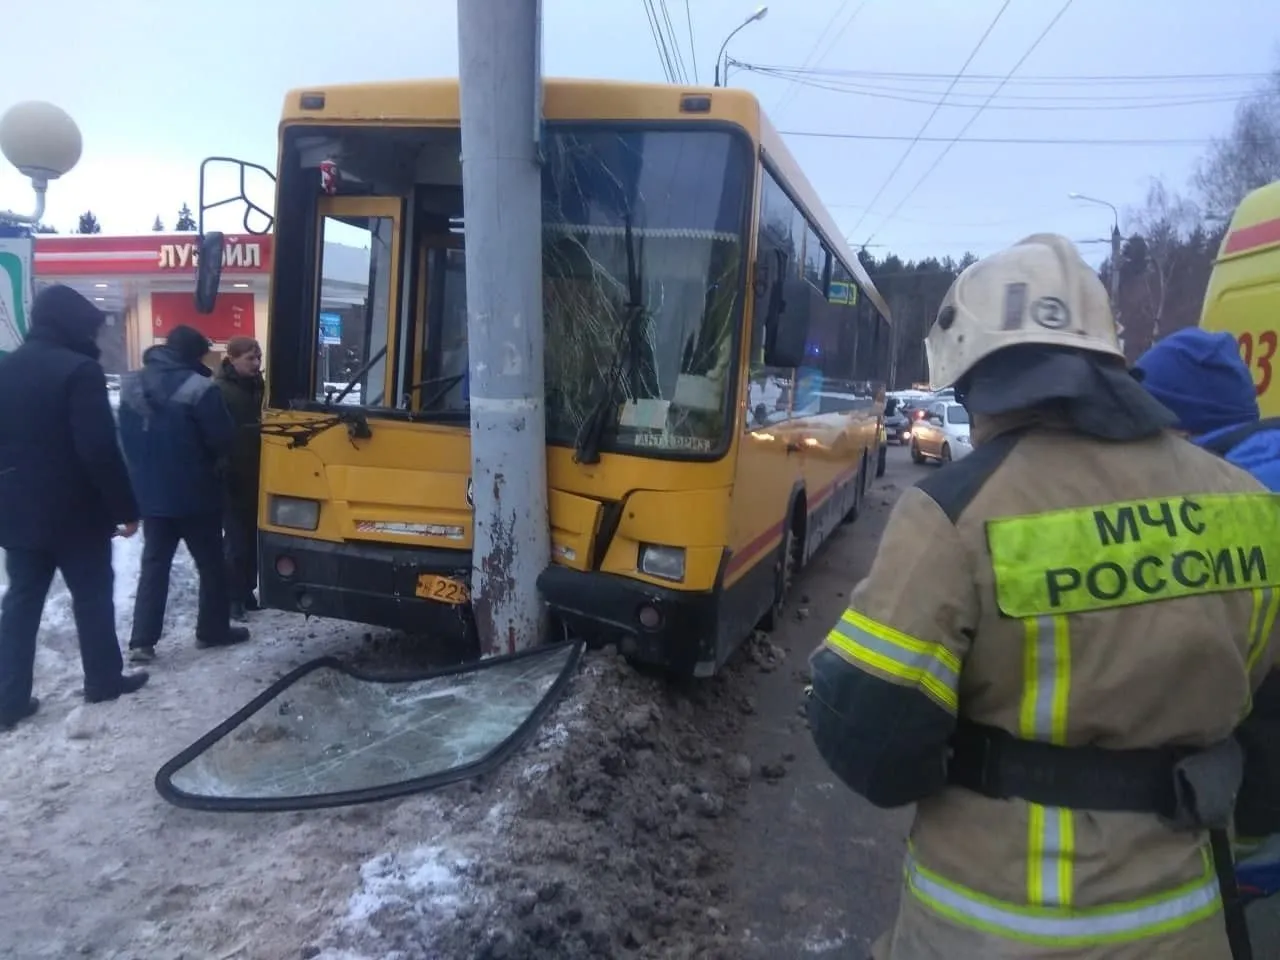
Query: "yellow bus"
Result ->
[[196, 78, 893, 677], [1199, 178, 1280, 415]]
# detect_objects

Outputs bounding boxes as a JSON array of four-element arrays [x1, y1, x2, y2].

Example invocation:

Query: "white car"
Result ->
[[910, 401, 972, 465]]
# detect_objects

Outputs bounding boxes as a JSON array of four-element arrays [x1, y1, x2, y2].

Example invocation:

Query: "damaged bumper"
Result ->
[[258, 530, 478, 650], [537, 565, 719, 676]]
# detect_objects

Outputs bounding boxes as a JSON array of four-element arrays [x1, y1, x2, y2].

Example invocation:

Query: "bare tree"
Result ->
[[1194, 63, 1280, 219], [1119, 180, 1201, 349]]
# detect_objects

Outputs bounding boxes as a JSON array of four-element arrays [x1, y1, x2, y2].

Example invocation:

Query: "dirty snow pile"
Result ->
[[1, 536, 763, 960], [314, 646, 754, 960]]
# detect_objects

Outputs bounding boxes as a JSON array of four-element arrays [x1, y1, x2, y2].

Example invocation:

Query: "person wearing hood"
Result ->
[[117, 325, 251, 661], [0, 284, 149, 731], [213, 336, 264, 621], [806, 234, 1279, 960], [1135, 327, 1280, 901], [1135, 328, 1280, 490]]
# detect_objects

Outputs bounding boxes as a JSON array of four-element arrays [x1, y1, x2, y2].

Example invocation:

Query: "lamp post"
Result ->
[[714, 6, 768, 87], [1, 101, 83, 227], [0, 101, 82, 353], [1069, 191, 1124, 354]]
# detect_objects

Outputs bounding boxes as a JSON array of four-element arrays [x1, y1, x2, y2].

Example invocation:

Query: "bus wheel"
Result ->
[[766, 516, 803, 630], [842, 456, 866, 525], [876, 442, 888, 478]]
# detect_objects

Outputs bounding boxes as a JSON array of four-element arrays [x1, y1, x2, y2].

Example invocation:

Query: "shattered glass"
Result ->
[[159, 643, 578, 808], [540, 128, 752, 456]]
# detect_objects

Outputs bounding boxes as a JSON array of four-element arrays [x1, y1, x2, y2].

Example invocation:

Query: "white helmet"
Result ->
[[925, 233, 1123, 391]]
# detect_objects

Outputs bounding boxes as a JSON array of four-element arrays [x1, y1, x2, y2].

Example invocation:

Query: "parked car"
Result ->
[[910, 401, 972, 465]]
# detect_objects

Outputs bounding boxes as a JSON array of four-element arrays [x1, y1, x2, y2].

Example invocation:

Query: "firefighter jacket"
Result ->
[[808, 410, 1280, 960]]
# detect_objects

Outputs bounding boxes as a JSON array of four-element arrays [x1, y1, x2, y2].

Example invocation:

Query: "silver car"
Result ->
[[910, 401, 972, 465]]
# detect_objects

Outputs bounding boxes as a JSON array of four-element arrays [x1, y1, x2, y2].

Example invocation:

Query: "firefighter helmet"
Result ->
[[925, 233, 1123, 391]]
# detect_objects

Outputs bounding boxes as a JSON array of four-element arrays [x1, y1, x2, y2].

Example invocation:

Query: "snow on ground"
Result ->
[[0, 539, 753, 959]]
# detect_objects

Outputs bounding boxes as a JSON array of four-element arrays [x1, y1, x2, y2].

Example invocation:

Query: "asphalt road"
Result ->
[[709, 442, 1280, 959], [714, 444, 920, 959]]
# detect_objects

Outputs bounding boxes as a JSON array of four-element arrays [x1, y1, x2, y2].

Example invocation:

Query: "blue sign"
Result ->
[[319, 311, 342, 346]]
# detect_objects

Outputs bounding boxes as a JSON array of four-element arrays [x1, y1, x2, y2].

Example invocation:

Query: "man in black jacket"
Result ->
[[0, 285, 149, 730], [118, 325, 251, 660]]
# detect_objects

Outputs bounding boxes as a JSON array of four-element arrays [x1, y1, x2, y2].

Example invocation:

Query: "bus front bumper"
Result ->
[[536, 565, 719, 676], [258, 530, 478, 651]]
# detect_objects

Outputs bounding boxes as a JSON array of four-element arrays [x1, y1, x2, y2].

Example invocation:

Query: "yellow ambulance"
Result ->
[[1200, 178, 1280, 415]]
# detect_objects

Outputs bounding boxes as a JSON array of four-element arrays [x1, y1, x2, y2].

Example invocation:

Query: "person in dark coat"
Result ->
[[117, 325, 251, 661], [213, 336, 264, 620], [0, 284, 150, 730]]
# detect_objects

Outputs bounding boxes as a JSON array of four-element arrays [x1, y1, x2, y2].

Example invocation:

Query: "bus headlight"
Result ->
[[639, 544, 686, 582], [269, 495, 320, 531]]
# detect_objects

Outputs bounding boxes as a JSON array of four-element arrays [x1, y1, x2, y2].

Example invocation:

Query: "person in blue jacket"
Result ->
[[117, 325, 251, 661], [1136, 325, 1280, 902], [1135, 327, 1280, 490]]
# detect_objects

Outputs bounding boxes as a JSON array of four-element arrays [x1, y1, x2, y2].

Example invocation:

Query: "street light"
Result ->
[[0, 101, 83, 226], [714, 6, 768, 88], [1069, 191, 1125, 352]]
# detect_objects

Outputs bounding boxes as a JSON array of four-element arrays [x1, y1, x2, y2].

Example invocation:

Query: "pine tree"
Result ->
[[152, 215, 165, 232], [76, 211, 102, 234], [174, 203, 197, 232]]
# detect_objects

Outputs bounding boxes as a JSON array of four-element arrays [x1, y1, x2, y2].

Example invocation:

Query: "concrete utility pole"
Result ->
[[457, 0, 551, 657], [1109, 223, 1125, 356]]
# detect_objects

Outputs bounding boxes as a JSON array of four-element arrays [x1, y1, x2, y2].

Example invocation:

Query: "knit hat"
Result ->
[[1133, 328, 1258, 436], [165, 324, 213, 369]]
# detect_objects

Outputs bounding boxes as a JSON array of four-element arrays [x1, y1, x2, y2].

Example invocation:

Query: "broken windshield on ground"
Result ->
[[156, 642, 581, 811]]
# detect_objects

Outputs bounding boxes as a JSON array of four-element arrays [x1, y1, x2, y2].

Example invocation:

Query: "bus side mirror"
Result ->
[[194, 231, 225, 315]]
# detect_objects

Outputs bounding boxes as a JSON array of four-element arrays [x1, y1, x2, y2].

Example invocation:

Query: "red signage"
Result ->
[[34, 233, 273, 277], [152, 291, 255, 343]]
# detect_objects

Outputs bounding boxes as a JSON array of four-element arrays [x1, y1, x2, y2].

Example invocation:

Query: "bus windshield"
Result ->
[[274, 123, 751, 457], [542, 127, 752, 457]]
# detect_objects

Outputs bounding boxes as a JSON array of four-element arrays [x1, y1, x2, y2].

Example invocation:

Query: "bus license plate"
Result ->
[[415, 574, 470, 606]]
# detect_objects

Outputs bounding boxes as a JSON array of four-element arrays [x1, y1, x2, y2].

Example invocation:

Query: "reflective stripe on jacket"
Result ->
[[809, 418, 1280, 960]]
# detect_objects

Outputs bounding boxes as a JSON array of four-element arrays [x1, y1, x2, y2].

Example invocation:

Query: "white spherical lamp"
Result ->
[[0, 101, 83, 184]]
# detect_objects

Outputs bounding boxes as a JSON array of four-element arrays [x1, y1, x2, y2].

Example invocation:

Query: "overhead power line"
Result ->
[[865, 0, 1078, 243], [738, 65, 1255, 110], [777, 130, 1265, 146], [683, 0, 699, 84], [773, 0, 873, 117], [846, 0, 1015, 239], [657, 0, 690, 83], [737, 64, 1277, 85], [641, 0, 675, 82], [749, 70, 1258, 101]]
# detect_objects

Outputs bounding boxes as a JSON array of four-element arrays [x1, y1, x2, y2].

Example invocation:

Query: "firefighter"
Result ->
[[806, 233, 1280, 960]]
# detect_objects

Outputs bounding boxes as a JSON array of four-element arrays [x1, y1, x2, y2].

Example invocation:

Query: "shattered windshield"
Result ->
[[541, 127, 752, 456], [156, 642, 580, 811]]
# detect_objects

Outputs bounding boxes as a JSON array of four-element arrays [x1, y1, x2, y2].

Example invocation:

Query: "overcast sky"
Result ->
[[1, 0, 1275, 264]]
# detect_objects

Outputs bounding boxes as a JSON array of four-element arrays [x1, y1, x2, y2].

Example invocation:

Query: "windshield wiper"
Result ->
[[574, 215, 646, 465], [259, 345, 388, 449], [402, 373, 467, 415], [326, 344, 388, 407]]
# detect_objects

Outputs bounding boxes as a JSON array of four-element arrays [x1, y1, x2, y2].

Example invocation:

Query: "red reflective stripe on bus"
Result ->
[[1224, 216, 1280, 256]]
